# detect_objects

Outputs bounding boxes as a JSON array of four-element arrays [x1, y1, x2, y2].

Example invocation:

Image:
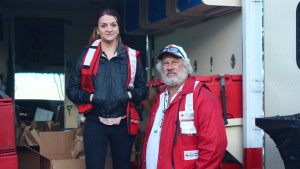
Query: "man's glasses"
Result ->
[[160, 47, 185, 59]]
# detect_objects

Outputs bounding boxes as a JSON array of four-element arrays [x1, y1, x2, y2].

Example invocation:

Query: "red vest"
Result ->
[[80, 39, 141, 135]]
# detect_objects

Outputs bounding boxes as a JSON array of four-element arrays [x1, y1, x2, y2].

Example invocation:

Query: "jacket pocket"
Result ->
[[120, 62, 128, 74], [174, 145, 198, 169], [114, 59, 127, 73], [91, 94, 106, 109], [118, 89, 129, 105]]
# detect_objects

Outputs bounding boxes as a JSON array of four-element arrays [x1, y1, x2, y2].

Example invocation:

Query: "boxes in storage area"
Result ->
[[147, 0, 187, 26], [26, 130, 85, 169], [18, 146, 40, 169], [177, 0, 204, 12], [176, 0, 241, 16], [123, 0, 240, 35], [17, 121, 61, 147], [19, 126, 142, 169], [0, 98, 16, 151], [124, 0, 170, 34]]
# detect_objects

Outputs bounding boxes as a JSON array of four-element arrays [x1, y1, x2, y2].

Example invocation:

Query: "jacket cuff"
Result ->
[[83, 91, 92, 104], [129, 89, 138, 104]]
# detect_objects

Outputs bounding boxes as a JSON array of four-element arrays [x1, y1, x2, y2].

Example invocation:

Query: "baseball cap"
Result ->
[[157, 44, 188, 60]]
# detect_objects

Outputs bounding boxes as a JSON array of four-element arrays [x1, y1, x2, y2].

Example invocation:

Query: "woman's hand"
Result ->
[[131, 119, 139, 123]]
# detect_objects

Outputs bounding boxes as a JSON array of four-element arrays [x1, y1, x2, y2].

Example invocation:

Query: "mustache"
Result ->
[[166, 70, 177, 76], [161, 69, 188, 87]]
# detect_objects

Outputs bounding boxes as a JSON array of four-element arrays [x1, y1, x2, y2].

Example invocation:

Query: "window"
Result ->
[[15, 73, 64, 100]]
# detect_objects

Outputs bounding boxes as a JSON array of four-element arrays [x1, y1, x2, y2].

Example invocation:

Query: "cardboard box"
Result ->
[[17, 121, 62, 147], [27, 130, 85, 169], [18, 146, 40, 169], [33, 121, 60, 132]]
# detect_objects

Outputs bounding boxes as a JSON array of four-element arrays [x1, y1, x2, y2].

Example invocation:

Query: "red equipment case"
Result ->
[[0, 98, 16, 151], [195, 74, 243, 119], [0, 150, 18, 169]]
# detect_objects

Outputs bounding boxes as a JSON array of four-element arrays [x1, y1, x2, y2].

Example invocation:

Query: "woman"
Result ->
[[67, 8, 148, 169]]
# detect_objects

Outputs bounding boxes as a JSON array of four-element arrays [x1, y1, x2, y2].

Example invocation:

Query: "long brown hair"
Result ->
[[88, 8, 122, 45]]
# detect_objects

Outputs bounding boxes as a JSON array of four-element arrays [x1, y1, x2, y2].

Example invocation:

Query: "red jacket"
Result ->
[[141, 77, 227, 169]]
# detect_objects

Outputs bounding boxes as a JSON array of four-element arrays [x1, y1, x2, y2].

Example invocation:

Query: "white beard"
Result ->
[[162, 69, 188, 86]]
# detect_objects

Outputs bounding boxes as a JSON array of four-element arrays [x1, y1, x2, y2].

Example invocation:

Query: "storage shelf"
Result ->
[[124, 0, 241, 35]]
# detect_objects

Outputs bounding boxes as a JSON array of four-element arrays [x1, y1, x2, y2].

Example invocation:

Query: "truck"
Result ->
[[0, 0, 299, 169]]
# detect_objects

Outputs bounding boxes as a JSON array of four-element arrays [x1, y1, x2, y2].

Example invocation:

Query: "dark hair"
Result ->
[[94, 8, 121, 27], [89, 8, 122, 44]]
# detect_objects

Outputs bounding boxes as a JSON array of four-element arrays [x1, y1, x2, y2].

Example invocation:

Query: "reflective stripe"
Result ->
[[82, 40, 138, 88], [182, 81, 200, 114], [194, 81, 199, 89], [127, 47, 137, 88], [185, 92, 193, 112], [178, 81, 201, 132], [83, 39, 101, 66]]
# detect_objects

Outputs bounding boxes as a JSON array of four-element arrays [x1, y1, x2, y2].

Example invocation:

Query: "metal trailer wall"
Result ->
[[264, 0, 300, 169], [152, 11, 244, 163], [152, 11, 242, 78]]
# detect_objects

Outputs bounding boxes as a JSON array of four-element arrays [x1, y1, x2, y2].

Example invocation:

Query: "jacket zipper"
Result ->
[[171, 99, 182, 169], [171, 84, 204, 168], [108, 60, 112, 114]]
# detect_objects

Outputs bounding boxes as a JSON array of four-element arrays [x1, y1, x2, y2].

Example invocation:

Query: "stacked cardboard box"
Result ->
[[29, 130, 85, 169], [17, 121, 60, 146], [71, 126, 84, 159], [17, 121, 86, 169], [17, 122, 145, 169]]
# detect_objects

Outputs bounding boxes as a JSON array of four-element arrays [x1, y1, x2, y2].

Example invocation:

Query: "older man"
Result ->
[[141, 44, 227, 169]]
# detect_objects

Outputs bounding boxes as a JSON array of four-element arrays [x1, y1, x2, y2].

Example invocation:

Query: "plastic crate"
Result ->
[[195, 74, 243, 119], [0, 98, 16, 150], [0, 151, 18, 169], [150, 75, 243, 119]]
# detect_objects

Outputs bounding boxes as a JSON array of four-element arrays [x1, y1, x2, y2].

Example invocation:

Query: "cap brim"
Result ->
[[157, 51, 183, 60]]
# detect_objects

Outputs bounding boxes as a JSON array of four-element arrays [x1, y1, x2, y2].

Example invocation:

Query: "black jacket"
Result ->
[[67, 42, 148, 120]]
